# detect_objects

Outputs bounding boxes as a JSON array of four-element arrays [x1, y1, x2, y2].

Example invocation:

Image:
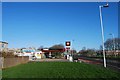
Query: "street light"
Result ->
[[109, 33, 116, 57], [72, 40, 75, 55], [99, 3, 109, 68]]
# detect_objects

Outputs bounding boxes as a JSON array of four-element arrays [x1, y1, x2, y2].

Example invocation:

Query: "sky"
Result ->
[[2, 2, 118, 51]]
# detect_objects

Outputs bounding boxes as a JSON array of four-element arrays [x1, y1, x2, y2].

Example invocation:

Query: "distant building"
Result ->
[[34, 50, 44, 59], [20, 48, 35, 56], [0, 41, 8, 51], [17, 48, 44, 60]]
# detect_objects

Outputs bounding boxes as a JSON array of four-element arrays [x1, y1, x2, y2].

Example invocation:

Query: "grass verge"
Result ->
[[2, 62, 120, 79]]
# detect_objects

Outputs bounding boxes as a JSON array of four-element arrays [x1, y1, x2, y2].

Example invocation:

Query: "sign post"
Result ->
[[65, 41, 71, 53], [65, 41, 73, 61]]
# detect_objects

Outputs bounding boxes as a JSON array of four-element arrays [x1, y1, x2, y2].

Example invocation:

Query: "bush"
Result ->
[[78, 49, 97, 57], [52, 52, 62, 58], [0, 51, 15, 58]]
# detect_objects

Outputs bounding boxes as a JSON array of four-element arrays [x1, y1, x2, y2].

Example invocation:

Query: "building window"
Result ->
[[2, 44, 4, 48]]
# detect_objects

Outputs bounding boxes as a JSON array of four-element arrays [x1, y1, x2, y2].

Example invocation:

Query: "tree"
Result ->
[[71, 50, 77, 54], [99, 38, 120, 57], [82, 47, 86, 51], [78, 48, 96, 57], [49, 44, 65, 58], [37, 46, 44, 50], [86, 49, 96, 57], [50, 44, 64, 49], [99, 45, 103, 50], [0, 51, 15, 58], [103, 38, 120, 50]]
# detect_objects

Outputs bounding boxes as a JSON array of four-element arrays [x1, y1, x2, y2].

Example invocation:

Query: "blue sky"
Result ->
[[2, 2, 118, 51]]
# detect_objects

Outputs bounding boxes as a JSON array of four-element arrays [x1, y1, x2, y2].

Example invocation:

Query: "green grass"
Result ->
[[2, 62, 120, 78]]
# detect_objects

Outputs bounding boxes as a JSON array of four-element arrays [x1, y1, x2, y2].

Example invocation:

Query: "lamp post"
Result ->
[[109, 33, 116, 57], [99, 3, 109, 68], [72, 40, 75, 55]]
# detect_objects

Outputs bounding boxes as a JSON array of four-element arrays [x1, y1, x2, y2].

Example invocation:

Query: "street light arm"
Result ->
[[100, 3, 109, 8], [103, 4, 109, 7]]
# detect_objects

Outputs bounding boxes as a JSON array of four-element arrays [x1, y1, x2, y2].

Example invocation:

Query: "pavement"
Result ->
[[30, 58, 69, 62]]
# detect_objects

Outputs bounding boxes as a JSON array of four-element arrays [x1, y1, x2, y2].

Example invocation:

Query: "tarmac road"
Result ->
[[78, 57, 120, 71]]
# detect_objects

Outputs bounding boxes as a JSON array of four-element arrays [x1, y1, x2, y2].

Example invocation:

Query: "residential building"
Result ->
[[0, 41, 8, 51]]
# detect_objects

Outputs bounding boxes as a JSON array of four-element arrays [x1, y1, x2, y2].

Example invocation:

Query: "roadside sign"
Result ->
[[66, 47, 70, 50], [66, 41, 71, 46]]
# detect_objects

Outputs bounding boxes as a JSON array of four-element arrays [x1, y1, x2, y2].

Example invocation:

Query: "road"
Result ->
[[78, 57, 120, 71]]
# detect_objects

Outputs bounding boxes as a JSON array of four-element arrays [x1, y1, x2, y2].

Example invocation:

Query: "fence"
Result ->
[[0, 56, 29, 69]]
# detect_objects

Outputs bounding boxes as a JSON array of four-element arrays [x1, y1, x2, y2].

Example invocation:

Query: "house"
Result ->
[[17, 48, 45, 60], [20, 48, 35, 56], [34, 50, 45, 59], [0, 41, 8, 51]]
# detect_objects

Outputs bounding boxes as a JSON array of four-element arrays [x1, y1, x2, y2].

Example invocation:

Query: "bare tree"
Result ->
[[50, 44, 64, 49], [104, 38, 120, 50]]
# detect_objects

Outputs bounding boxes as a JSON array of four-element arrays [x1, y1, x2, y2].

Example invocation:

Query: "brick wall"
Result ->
[[2, 56, 29, 69]]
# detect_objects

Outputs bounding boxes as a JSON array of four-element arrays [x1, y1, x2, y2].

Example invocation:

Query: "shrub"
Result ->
[[0, 51, 15, 58]]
